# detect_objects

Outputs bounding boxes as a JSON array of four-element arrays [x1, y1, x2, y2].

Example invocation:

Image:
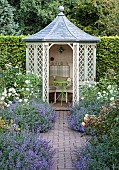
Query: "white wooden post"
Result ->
[[34, 44, 38, 73], [84, 45, 88, 81], [93, 44, 96, 81], [73, 43, 79, 105], [26, 44, 29, 71], [77, 43, 79, 102], [42, 43, 49, 103]]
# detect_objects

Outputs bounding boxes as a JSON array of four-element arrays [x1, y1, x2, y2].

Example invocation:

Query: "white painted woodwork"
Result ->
[[26, 42, 96, 104], [26, 44, 29, 71], [34, 45, 38, 73]]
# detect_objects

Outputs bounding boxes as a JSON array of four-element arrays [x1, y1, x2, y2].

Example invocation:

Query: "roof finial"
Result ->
[[58, 6, 64, 12]]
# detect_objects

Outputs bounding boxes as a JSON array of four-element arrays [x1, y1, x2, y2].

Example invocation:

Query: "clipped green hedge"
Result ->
[[0, 36, 119, 80], [0, 36, 26, 70], [96, 36, 119, 80]]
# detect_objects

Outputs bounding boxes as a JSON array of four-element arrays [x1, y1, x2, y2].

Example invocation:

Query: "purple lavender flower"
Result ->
[[0, 130, 55, 170]]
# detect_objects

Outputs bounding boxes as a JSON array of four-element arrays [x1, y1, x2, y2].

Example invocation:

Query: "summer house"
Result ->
[[23, 6, 100, 105]]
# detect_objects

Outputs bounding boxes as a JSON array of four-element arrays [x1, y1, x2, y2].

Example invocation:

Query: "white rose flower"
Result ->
[[7, 104, 10, 107], [24, 99, 28, 102], [107, 85, 111, 90], [2, 88, 7, 97], [98, 92, 101, 95], [26, 88, 30, 91], [0, 96, 5, 101], [110, 97, 114, 101], [5, 63, 12, 68], [9, 101, 12, 104], [25, 80, 30, 84], [4, 102, 7, 106], [19, 99, 22, 102], [14, 82, 17, 87], [110, 90, 113, 94], [9, 88, 16, 93], [8, 93, 12, 97], [15, 66, 19, 68]]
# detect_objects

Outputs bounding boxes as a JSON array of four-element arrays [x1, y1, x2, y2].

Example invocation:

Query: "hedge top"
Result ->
[[22, 7, 100, 43]]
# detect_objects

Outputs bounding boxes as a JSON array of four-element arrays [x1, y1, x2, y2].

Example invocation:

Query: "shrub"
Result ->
[[67, 103, 86, 132], [96, 36, 119, 81], [0, 36, 26, 70], [73, 136, 119, 170], [72, 83, 119, 170], [68, 83, 103, 132], [0, 65, 42, 108], [0, 130, 55, 170], [68, 79, 118, 133], [1, 100, 56, 133], [82, 105, 119, 138]]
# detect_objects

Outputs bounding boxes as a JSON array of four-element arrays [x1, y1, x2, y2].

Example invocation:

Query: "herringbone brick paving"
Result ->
[[42, 111, 86, 170]]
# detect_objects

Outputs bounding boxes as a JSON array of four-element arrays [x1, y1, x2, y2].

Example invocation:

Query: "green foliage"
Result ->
[[68, 0, 119, 36], [17, 0, 60, 35], [0, 65, 42, 108], [73, 135, 119, 169], [1, 0, 119, 35], [96, 36, 119, 80], [0, 35, 26, 69], [0, 0, 20, 35]]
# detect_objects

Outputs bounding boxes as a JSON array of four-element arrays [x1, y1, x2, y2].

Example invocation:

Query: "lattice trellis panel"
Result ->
[[43, 43, 49, 103], [87, 45, 95, 82], [37, 44, 43, 77], [78, 45, 85, 83], [73, 43, 79, 104], [27, 44, 34, 72]]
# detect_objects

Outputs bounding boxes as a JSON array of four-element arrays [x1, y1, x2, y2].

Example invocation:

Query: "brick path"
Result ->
[[42, 111, 86, 170]]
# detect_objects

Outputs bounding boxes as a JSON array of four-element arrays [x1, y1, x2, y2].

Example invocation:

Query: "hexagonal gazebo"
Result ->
[[23, 6, 100, 105]]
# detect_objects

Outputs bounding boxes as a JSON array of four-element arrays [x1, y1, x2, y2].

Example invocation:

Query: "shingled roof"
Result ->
[[23, 6, 100, 42]]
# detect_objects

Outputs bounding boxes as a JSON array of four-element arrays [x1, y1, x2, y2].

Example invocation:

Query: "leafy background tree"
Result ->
[[67, 0, 119, 36], [0, 0, 19, 35], [0, 0, 119, 35]]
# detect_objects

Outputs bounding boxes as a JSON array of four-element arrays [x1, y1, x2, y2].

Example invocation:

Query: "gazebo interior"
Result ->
[[49, 44, 73, 104]]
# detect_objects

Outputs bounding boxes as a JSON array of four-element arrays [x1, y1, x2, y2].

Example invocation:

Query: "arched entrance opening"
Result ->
[[49, 43, 73, 104]]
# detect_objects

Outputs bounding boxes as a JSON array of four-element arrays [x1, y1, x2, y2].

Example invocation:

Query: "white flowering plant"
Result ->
[[0, 65, 42, 109], [97, 77, 118, 105]]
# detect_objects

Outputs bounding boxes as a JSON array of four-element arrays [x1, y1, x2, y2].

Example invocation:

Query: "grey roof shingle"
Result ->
[[23, 10, 100, 42]]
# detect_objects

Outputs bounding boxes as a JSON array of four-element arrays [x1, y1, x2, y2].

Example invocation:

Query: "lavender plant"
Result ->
[[73, 136, 119, 170], [1, 100, 56, 132], [67, 103, 87, 132], [0, 130, 55, 170]]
